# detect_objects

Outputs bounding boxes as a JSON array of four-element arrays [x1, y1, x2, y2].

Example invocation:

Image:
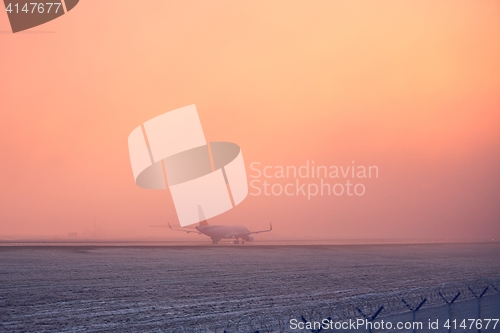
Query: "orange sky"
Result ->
[[1, 1, 499, 240]]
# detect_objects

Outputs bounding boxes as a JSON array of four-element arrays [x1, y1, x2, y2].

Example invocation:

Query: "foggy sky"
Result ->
[[1, 1, 499, 240]]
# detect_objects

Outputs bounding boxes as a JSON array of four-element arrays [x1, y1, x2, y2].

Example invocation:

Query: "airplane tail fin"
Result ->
[[198, 205, 209, 226]]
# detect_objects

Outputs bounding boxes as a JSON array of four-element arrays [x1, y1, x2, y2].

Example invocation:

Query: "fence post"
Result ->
[[468, 286, 488, 333], [439, 291, 460, 333], [356, 306, 384, 333], [402, 298, 426, 333]]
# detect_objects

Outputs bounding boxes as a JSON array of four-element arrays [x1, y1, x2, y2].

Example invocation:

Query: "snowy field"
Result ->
[[0, 243, 499, 332]]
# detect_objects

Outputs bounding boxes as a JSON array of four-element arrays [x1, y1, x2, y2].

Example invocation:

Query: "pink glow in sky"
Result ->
[[1, 1, 499, 240]]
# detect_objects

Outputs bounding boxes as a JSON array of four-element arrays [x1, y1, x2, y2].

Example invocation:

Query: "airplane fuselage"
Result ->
[[196, 225, 254, 244]]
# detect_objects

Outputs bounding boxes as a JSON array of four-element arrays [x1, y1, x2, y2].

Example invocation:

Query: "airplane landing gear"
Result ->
[[212, 239, 219, 244], [233, 239, 240, 244]]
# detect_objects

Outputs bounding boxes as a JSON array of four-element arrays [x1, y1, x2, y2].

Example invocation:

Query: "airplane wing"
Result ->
[[150, 222, 201, 234], [248, 222, 272, 235]]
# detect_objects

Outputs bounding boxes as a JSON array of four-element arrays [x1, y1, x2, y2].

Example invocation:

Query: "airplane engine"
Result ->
[[242, 235, 254, 242]]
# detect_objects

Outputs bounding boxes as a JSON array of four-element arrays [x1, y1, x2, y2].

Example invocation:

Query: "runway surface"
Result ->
[[1, 243, 499, 332]]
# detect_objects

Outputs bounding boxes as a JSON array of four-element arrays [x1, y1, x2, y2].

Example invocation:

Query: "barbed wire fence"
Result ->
[[160, 277, 500, 333]]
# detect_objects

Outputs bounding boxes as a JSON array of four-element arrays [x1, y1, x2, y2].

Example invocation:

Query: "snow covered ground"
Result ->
[[0, 243, 499, 332]]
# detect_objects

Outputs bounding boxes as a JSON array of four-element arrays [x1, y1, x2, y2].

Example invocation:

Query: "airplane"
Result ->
[[152, 219, 272, 244]]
